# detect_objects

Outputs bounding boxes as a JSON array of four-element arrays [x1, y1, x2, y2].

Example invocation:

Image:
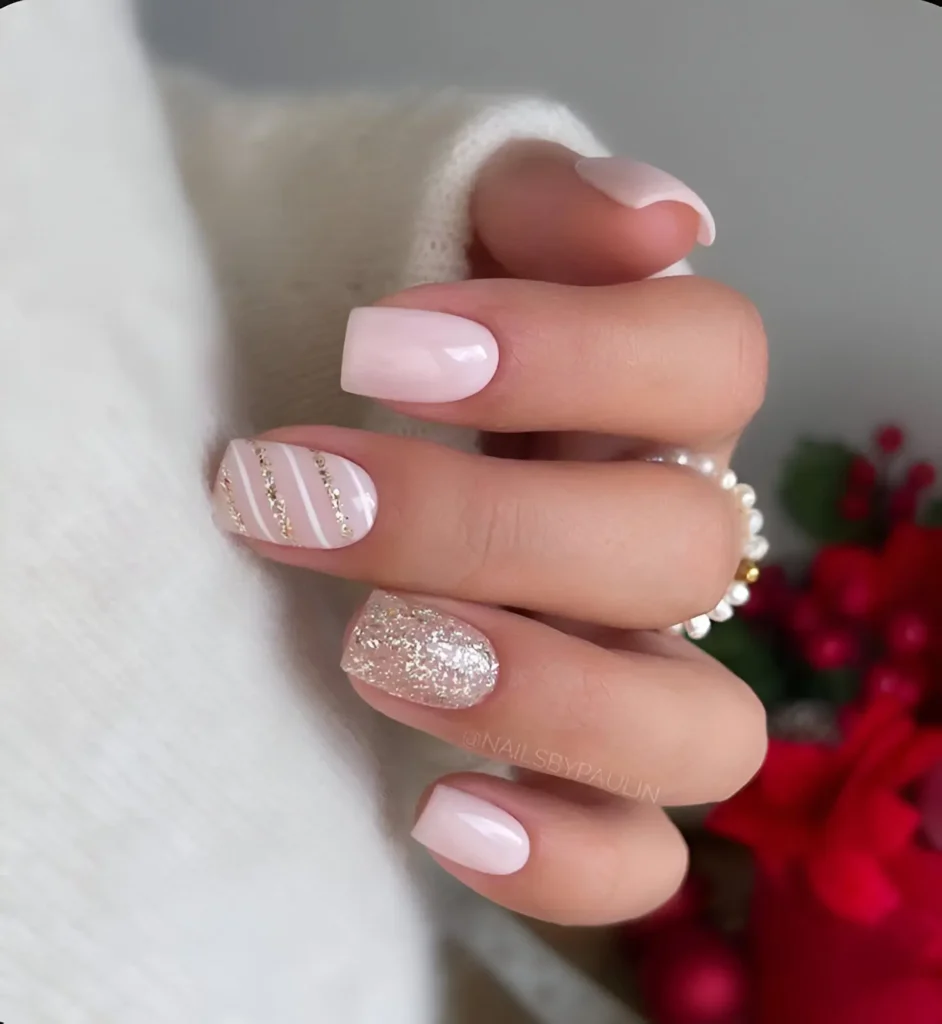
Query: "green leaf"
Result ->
[[922, 499, 942, 527], [793, 667, 860, 707], [697, 618, 787, 709], [779, 440, 870, 544]]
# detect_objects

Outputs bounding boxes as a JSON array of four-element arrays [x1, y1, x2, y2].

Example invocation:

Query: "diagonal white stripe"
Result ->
[[342, 459, 376, 529], [282, 444, 332, 549], [231, 444, 276, 542]]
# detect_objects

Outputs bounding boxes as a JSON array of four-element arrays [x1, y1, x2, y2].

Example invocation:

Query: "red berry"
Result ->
[[840, 491, 871, 522], [907, 461, 937, 491], [848, 456, 877, 488], [737, 584, 769, 620], [812, 545, 878, 593], [787, 594, 825, 636], [889, 486, 918, 522], [760, 569, 793, 621], [885, 610, 930, 657], [876, 424, 906, 454], [832, 574, 878, 619], [760, 565, 788, 590], [639, 926, 748, 1024], [864, 662, 923, 707], [805, 628, 858, 671]]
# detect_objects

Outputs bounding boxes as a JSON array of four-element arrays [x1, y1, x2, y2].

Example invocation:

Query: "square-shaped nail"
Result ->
[[213, 439, 377, 548], [341, 591, 498, 708], [341, 307, 499, 403], [412, 785, 530, 875]]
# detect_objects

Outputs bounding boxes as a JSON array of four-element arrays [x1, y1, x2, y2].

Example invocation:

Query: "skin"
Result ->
[[242, 140, 770, 925]]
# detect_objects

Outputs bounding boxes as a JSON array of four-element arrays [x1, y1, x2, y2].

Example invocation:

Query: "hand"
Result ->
[[212, 145, 768, 925]]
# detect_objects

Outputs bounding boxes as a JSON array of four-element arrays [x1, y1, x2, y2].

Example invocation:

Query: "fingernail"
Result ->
[[412, 785, 530, 875], [213, 439, 377, 548], [341, 590, 498, 709], [341, 307, 499, 403], [650, 257, 694, 278], [575, 157, 716, 246]]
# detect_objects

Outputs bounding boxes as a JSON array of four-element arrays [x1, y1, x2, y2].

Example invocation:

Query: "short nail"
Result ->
[[213, 439, 377, 548], [575, 157, 716, 246], [650, 257, 694, 278], [412, 785, 530, 875], [341, 307, 499, 403], [341, 590, 498, 709]]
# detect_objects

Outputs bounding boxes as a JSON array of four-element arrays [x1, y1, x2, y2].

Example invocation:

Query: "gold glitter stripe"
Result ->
[[250, 442, 294, 542], [313, 451, 353, 540], [219, 464, 248, 535]]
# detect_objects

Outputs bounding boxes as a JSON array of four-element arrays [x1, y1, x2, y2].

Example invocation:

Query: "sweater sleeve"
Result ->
[[158, 75, 608, 448]]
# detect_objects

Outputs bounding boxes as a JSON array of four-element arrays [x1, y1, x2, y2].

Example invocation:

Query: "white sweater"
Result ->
[[0, 2, 639, 1022]]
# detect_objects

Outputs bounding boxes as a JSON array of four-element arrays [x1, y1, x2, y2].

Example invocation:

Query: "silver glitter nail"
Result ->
[[341, 591, 498, 709]]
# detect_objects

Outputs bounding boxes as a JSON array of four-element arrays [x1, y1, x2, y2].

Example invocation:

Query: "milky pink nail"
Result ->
[[213, 439, 377, 548], [341, 307, 499, 403], [576, 157, 716, 246], [412, 785, 530, 875], [651, 258, 694, 278]]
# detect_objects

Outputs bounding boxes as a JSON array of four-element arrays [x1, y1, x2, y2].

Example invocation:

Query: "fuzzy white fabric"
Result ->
[[0, 1, 639, 1021]]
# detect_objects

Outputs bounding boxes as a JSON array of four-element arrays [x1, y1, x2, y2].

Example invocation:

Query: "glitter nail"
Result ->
[[341, 591, 498, 709]]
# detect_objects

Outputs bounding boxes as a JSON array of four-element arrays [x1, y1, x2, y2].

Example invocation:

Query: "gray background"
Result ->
[[143, 0, 942, 549]]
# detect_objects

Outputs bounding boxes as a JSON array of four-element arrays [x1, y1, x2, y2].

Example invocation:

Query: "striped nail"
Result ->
[[213, 439, 377, 548]]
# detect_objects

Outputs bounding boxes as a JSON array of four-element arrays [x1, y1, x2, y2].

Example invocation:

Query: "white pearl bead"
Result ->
[[673, 450, 691, 467], [709, 599, 734, 622], [734, 483, 757, 510], [720, 469, 738, 491], [727, 581, 751, 607], [668, 622, 686, 636], [745, 535, 770, 561], [691, 455, 717, 478], [685, 614, 712, 640], [749, 509, 765, 535]]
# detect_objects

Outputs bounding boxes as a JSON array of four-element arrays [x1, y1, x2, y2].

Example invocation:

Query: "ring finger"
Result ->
[[340, 591, 766, 806]]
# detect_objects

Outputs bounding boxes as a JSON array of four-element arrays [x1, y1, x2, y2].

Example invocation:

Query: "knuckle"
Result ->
[[642, 832, 691, 917], [580, 827, 631, 919], [724, 287, 769, 426], [452, 469, 526, 592], [710, 676, 769, 801], [605, 811, 689, 922], [673, 474, 741, 618], [697, 280, 769, 430]]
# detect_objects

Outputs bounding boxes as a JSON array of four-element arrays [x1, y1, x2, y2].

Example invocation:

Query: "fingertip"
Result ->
[[575, 156, 716, 247], [610, 199, 703, 268], [472, 141, 708, 285]]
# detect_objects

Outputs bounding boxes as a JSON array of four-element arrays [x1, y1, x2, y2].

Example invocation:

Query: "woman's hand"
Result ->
[[212, 146, 768, 925]]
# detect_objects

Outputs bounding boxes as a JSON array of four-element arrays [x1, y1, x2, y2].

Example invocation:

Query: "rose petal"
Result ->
[[808, 847, 900, 924]]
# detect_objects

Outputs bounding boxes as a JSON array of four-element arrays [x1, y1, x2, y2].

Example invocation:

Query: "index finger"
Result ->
[[341, 276, 768, 447], [471, 141, 711, 284]]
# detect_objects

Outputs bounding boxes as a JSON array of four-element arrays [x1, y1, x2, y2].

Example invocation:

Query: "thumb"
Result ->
[[471, 141, 714, 285]]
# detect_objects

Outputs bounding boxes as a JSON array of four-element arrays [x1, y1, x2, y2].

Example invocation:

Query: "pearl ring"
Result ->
[[644, 450, 769, 641]]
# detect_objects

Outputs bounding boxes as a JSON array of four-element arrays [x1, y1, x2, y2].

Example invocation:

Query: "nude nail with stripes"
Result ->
[[213, 440, 377, 548]]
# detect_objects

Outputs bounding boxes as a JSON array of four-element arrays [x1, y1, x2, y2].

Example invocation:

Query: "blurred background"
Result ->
[[143, 0, 942, 552]]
